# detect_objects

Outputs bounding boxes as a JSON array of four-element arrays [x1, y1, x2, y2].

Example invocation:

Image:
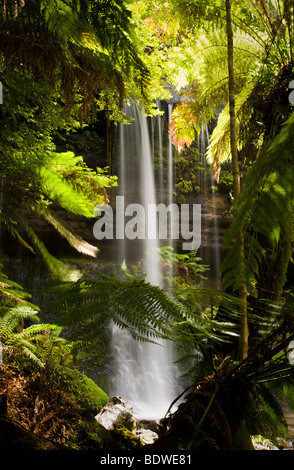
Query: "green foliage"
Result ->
[[156, 247, 209, 287], [66, 372, 109, 414], [144, 0, 294, 185], [159, 3, 263, 156], [1, 0, 294, 448], [0, 265, 110, 434], [0, 0, 149, 281], [174, 145, 208, 202], [221, 112, 294, 298], [247, 384, 288, 442], [37, 152, 117, 217], [206, 82, 256, 177], [0, 266, 72, 370], [0, 66, 113, 265], [70, 419, 113, 450], [51, 271, 189, 343], [110, 425, 142, 449], [0, 0, 150, 116], [0, 267, 37, 308], [23, 224, 83, 282], [49, 269, 240, 368], [84, 0, 150, 87]]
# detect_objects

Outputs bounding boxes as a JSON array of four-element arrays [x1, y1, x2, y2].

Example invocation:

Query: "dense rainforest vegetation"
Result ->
[[1, 0, 294, 454]]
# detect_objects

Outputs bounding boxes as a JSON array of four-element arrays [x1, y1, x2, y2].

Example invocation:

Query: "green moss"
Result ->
[[68, 372, 109, 414], [69, 419, 114, 450], [110, 425, 143, 450]]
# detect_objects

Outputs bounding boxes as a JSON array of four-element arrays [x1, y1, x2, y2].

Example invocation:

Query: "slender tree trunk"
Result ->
[[107, 118, 115, 176], [238, 231, 248, 360], [225, 0, 248, 360], [226, 0, 239, 197]]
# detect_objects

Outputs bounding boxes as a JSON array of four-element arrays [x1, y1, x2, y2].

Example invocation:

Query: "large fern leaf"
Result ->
[[50, 272, 239, 348], [38, 206, 99, 258], [221, 111, 294, 296]]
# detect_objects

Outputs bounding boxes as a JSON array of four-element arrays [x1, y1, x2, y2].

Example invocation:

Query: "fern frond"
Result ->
[[23, 222, 82, 282], [37, 206, 99, 258], [15, 323, 61, 340], [50, 272, 238, 348], [89, 0, 150, 87], [15, 344, 45, 369], [169, 23, 262, 152], [206, 81, 256, 179], [221, 111, 294, 295], [0, 307, 39, 339], [0, 269, 38, 309], [38, 166, 94, 218]]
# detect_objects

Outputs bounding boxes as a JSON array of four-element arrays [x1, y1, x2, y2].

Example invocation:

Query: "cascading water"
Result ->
[[198, 125, 221, 287], [156, 99, 164, 196], [167, 104, 174, 209], [205, 126, 221, 289], [167, 103, 175, 284], [109, 103, 180, 420]]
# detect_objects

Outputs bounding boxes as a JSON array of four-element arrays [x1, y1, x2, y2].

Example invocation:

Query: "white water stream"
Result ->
[[109, 103, 180, 420], [199, 125, 221, 287]]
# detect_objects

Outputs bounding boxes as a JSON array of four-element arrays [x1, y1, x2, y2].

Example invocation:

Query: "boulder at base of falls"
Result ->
[[95, 396, 159, 445], [95, 396, 137, 431], [135, 428, 159, 445]]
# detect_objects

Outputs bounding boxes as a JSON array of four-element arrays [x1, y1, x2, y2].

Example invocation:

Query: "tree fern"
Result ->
[[89, 0, 150, 86], [163, 0, 293, 175], [248, 382, 289, 440], [221, 111, 294, 298], [206, 81, 256, 179], [0, 0, 149, 113], [169, 26, 260, 151]]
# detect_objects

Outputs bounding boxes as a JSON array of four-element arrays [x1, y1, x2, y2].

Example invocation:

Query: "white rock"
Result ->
[[95, 396, 137, 431], [134, 428, 158, 445]]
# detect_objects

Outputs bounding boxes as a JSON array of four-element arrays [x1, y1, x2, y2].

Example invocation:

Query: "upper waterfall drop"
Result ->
[[137, 107, 161, 287]]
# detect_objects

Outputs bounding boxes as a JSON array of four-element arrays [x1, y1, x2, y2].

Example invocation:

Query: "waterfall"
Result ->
[[206, 126, 221, 289], [167, 103, 174, 284], [167, 104, 174, 209], [109, 103, 180, 420], [138, 109, 161, 286], [156, 99, 164, 197], [199, 125, 221, 288]]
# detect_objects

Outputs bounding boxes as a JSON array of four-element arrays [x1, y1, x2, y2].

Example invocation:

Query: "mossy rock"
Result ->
[[69, 419, 115, 450], [110, 425, 143, 450], [68, 372, 109, 414]]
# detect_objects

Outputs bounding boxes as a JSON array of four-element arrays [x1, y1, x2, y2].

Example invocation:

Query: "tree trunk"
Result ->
[[226, 0, 239, 197], [225, 0, 248, 360], [107, 118, 115, 176], [238, 232, 249, 360], [0, 393, 7, 417]]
